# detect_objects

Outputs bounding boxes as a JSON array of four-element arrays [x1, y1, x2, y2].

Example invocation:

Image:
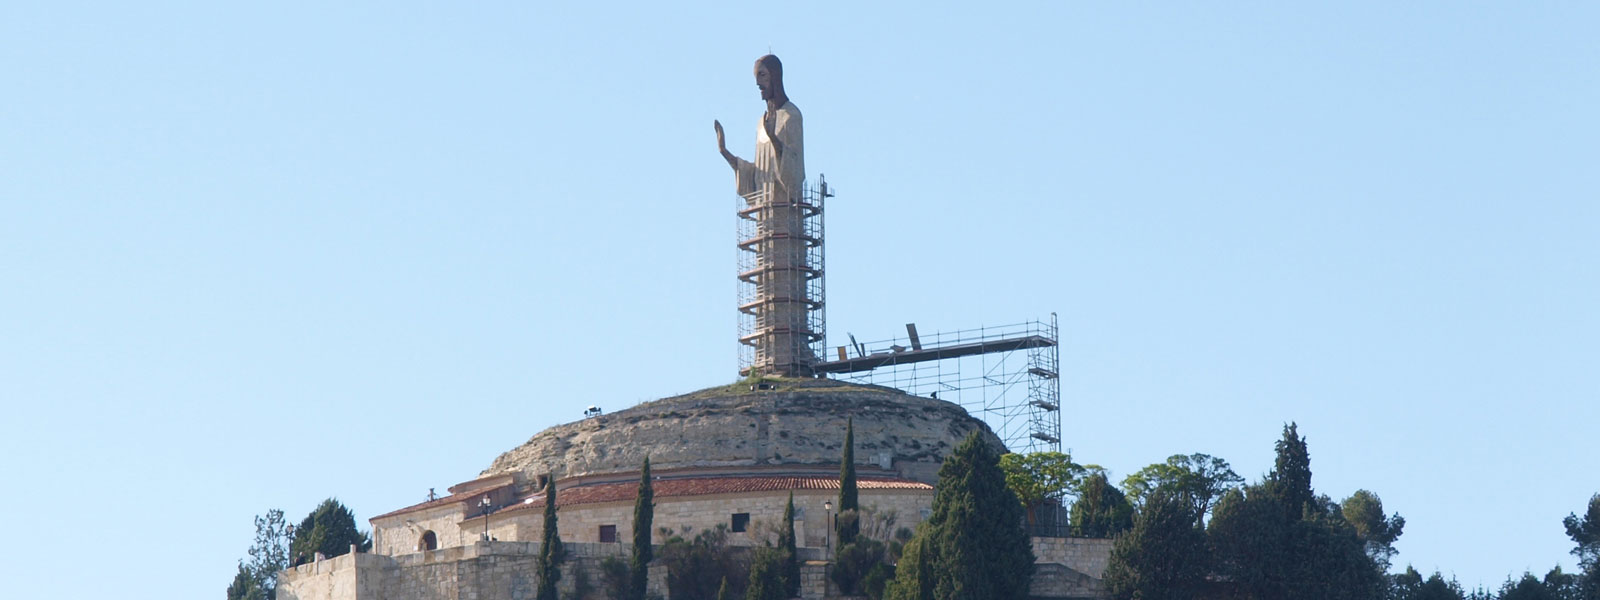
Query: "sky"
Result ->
[[1, 2, 1596, 598]]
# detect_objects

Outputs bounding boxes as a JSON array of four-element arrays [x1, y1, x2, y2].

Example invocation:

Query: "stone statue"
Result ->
[[714, 55, 815, 375], [715, 54, 804, 206]]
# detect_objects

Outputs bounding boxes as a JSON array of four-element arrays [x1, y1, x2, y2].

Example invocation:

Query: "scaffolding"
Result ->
[[737, 176, 831, 375], [813, 315, 1062, 454]]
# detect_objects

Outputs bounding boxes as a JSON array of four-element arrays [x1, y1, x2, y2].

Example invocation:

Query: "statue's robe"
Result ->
[[730, 100, 812, 374], [733, 100, 804, 204]]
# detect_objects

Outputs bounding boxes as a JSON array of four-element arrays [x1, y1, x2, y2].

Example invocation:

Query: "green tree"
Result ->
[[779, 493, 800, 599], [1000, 451, 1084, 529], [1340, 489, 1405, 571], [884, 531, 932, 600], [746, 548, 785, 600], [535, 477, 565, 600], [227, 563, 269, 600], [839, 418, 860, 546], [716, 576, 731, 600], [1208, 485, 1290, 598], [1565, 494, 1600, 571], [1121, 453, 1242, 527], [1500, 572, 1560, 600], [885, 432, 1033, 600], [231, 508, 292, 600], [1208, 424, 1383, 600], [659, 526, 747, 600], [830, 537, 886, 596], [629, 458, 655, 600], [1267, 422, 1314, 520], [1103, 488, 1208, 600], [1393, 567, 1467, 600], [1070, 471, 1134, 538], [1543, 566, 1583, 600], [289, 499, 371, 567]]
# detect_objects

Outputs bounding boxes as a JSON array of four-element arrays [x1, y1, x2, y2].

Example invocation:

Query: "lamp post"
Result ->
[[479, 496, 493, 542], [823, 500, 833, 555]]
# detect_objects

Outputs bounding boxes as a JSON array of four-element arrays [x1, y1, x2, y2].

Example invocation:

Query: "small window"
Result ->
[[731, 513, 751, 533], [599, 524, 618, 543], [417, 530, 438, 551]]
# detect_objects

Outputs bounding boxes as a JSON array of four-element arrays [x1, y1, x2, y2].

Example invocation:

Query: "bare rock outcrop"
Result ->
[[482, 378, 1001, 484]]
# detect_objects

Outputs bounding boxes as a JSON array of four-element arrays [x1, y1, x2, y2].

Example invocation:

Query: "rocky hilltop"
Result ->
[[482, 378, 1001, 484]]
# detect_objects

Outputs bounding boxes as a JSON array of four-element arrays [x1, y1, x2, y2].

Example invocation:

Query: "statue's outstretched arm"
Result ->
[[714, 120, 739, 170]]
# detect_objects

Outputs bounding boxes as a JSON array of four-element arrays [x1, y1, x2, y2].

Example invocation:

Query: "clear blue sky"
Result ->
[[2, 2, 1595, 597]]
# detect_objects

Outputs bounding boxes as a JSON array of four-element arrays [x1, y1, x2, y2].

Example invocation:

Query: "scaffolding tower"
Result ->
[[737, 176, 831, 376], [813, 315, 1062, 454]]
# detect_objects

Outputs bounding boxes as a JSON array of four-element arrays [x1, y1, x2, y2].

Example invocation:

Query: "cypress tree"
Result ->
[[629, 458, 654, 600], [838, 418, 860, 546], [888, 432, 1033, 600], [779, 492, 801, 598], [1268, 422, 1313, 519], [535, 476, 564, 600]]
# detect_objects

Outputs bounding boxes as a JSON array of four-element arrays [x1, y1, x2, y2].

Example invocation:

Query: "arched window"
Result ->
[[417, 530, 438, 551]]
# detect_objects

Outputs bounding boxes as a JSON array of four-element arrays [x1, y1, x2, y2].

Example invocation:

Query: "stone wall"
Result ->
[[1031, 537, 1113, 578], [373, 503, 470, 556], [374, 487, 934, 556], [279, 541, 665, 600], [280, 536, 1112, 600], [1029, 537, 1114, 599]]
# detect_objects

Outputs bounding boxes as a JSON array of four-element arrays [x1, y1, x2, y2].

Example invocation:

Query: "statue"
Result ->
[[714, 54, 804, 205], [714, 55, 815, 376]]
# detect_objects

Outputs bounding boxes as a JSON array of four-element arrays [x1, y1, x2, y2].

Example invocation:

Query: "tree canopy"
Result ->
[[1121, 453, 1242, 527], [289, 499, 371, 567], [1103, 488, 1208, 600], [885, 432, 1033, 600], [999, 451, 1085, 507], [1341, 489, 1405, 572], [1070, 470, 1134, 538]]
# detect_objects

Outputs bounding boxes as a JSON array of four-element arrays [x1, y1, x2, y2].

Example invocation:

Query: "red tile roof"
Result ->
[[504, 475, 930, 514], [370, 483, 514, 521]]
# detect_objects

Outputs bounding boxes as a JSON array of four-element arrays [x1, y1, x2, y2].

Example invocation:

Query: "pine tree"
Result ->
[[535, 477, 564, 600], [838, 418, 860, 546], [887, 432, 1033, 600], [779, 492, 801, 598], [629, 458, 654, 600]]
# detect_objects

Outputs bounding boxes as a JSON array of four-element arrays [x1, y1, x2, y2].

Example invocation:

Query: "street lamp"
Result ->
[[823, 500, 833, 554], [479, 496, 493, 542]]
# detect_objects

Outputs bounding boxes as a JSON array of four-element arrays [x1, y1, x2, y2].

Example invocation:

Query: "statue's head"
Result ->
[[754, 54, 783, 101]]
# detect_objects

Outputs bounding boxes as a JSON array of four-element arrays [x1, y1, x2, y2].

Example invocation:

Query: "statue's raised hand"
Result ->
[[714, 120, 737, 169]]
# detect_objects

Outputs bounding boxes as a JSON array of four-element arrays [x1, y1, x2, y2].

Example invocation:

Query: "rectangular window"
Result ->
[[599, 525, 617, 543], [731, 513, 750, 533]]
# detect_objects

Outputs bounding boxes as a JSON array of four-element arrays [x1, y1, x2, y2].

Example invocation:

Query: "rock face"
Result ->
[[482, 378, 1002, 484]]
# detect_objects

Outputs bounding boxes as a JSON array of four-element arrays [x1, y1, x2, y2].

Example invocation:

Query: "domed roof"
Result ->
[[482, 378, 1002, 485]]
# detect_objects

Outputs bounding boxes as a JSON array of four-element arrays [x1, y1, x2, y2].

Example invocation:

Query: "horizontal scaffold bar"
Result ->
[[811, 334, 1057, 375]]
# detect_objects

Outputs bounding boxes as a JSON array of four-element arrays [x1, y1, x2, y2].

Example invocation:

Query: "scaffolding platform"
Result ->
[[821, 316, 1064, 454]]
